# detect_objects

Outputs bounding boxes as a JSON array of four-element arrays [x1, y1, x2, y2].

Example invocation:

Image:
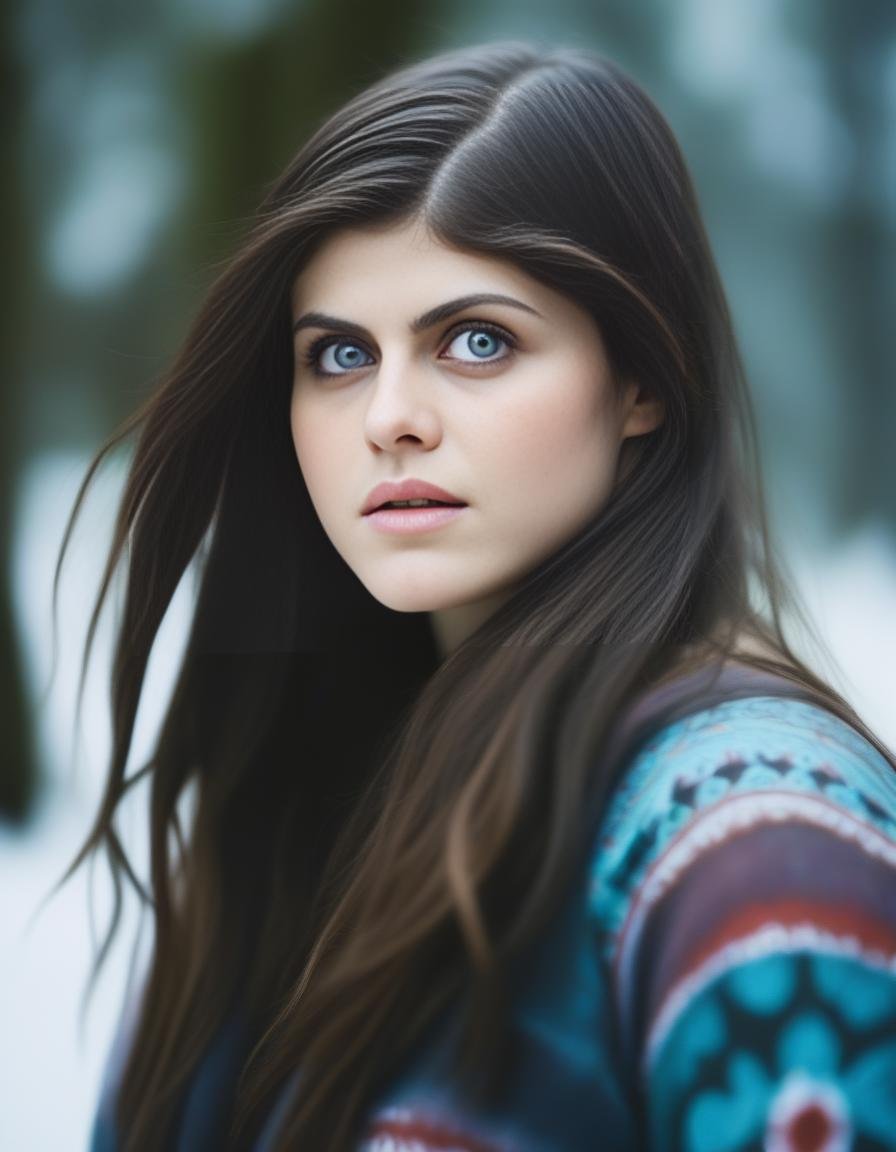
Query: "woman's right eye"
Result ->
[[303, 338, 374, 377]]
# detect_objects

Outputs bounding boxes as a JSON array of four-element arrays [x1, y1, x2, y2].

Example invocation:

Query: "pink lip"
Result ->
[[365, 505, 467, 534], [362, 478, 466, 515], [364, 1106, 505, 1152]]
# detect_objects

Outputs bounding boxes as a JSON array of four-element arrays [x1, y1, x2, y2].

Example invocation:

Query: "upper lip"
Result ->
[[362, 478, 467, 514]]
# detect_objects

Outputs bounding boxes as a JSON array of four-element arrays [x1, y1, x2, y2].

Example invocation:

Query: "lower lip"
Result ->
[[363, 505, 467, 534]]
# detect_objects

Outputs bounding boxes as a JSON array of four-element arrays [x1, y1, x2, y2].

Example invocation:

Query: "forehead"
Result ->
[[290, 217, 553, 315]]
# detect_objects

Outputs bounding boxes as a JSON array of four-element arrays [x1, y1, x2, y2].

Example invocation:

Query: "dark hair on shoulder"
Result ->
[[48, 38, 896, 1152]]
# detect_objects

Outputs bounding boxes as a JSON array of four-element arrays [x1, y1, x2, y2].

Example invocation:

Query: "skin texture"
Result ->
[[289, 216, 664, 659]]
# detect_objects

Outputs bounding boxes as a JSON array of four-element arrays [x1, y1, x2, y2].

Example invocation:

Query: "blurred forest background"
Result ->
[[2, 1, 895, 1148]]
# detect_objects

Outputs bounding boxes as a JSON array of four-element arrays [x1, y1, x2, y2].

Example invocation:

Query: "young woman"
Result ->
[[55, 39, 896, 1152]]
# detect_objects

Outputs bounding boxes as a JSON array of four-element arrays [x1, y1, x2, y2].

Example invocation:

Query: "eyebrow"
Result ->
[[291, 292, 542, 339]]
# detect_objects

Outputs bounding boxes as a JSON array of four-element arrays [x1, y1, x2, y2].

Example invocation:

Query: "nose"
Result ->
[[364, 350, 442, 451]]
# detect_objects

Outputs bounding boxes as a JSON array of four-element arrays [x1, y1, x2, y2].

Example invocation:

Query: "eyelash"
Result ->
[[300, 320, 517, 378]]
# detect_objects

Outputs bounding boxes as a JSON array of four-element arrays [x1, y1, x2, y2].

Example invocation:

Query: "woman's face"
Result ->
[[289, 216, 661, 656]]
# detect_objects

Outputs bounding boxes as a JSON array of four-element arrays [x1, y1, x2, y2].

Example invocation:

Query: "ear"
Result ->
[[620, 379, 665, 439]]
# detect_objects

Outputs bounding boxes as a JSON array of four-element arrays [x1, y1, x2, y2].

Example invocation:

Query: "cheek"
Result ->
[[289, 396, 334, 507], [289, 400, 311, 481], [483, 364, 618, 513]]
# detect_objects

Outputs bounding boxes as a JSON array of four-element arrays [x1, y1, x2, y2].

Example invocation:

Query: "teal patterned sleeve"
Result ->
[[588, 696, 896, 1151]]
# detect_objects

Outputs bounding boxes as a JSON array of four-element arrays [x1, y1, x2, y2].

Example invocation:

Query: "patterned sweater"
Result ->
[[89, 677, 896, 1151]]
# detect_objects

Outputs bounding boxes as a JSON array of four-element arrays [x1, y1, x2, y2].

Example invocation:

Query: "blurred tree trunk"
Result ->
[[180, 0, 441, 273], [1, 0, 39, 822], [818, 0, 896, 529]]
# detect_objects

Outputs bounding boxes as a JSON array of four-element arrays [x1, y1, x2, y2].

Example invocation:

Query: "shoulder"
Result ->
[[589, 693, 896, 961], [585, 693, 896, 1149]]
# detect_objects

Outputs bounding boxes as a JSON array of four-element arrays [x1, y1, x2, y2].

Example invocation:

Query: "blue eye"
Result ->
[[443, 325, 512, 364], [305, 340, 374, 376]]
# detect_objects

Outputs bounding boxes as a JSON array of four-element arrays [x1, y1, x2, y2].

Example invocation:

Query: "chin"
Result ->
[[379, 595, 452, 615], [363, 580, 478, 615], [360, 583, 440, 613]]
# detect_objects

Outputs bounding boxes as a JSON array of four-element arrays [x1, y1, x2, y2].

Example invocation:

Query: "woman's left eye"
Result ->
[[442, 324, 514, 365]]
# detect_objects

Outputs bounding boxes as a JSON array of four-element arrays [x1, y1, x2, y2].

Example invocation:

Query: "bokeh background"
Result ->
[[3, 2, 895, 1148]]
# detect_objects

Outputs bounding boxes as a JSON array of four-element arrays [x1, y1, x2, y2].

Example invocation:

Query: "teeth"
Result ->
[[382, 499, 443, 508]]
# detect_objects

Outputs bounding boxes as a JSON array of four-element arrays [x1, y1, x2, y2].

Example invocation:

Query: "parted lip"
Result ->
[[362, 478, 466, 515]]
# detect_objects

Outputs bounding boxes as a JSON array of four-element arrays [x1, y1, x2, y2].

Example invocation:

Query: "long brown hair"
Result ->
[[49, 39, 895, 1151]]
